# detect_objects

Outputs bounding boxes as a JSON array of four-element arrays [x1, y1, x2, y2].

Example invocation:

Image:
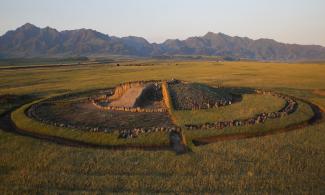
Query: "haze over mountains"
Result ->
[[1, 23, 325, 61]]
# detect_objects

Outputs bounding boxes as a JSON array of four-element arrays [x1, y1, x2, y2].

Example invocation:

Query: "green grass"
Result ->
[[172, 93, 286, 126], [0, 60, 325, 193]]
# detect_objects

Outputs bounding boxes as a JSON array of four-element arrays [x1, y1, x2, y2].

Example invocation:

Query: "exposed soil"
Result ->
[[93, 82, 165, 110], [109, 85, 145, 107], [133, 83, 165, 109]]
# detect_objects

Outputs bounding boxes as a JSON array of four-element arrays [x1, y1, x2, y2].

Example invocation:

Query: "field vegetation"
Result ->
[[0, 60, 324, 193], [172, 93, 286, 126]]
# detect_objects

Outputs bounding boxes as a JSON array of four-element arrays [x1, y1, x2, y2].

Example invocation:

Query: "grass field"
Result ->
[[184, 100, 314, 141], [0, 60, 325, 193], [172, 93, 286, 126]]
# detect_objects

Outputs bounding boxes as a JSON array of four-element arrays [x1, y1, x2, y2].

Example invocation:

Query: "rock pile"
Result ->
[[168, 80, 234, 110]]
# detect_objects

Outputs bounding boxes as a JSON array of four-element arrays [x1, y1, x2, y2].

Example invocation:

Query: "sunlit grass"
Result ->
[[172, 94, 286, 126], [184, 100, 314, 140], [0, 60, 325, 193]]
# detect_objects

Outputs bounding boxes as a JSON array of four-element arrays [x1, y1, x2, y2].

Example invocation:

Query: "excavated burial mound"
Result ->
[[27, 80, 250, 136], [25, 79, 316, 144], [95, 81, 165, 111]]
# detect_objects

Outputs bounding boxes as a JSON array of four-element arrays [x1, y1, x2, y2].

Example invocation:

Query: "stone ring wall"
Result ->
[[184, 90, 298, 130]]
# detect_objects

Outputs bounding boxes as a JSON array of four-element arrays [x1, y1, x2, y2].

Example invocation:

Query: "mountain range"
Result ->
[[1, 23, 325, 61]]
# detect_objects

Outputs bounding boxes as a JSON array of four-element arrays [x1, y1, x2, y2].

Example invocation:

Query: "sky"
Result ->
[[1, 0, 325, 46]]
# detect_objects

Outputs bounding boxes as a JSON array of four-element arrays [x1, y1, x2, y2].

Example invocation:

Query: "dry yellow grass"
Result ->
[[0, 60, 325, 193], [313, 89, 325, 97]]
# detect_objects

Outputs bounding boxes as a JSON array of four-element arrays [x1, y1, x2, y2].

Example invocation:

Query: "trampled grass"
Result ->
[[0, 60, 325, 193]]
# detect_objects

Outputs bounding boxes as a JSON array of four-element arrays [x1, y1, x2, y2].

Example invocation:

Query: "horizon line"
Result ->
[[1, 22, 325, 47]]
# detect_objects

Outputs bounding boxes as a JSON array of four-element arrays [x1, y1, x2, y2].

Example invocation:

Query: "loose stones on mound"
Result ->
[[168, 80, 234, 110]]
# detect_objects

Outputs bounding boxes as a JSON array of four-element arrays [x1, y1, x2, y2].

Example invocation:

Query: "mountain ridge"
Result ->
[[1, 23, 325, 61]]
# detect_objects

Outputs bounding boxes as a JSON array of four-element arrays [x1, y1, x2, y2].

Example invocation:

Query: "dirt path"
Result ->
[[109, 86, 145, 107], [169, 131, 188, 154]]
